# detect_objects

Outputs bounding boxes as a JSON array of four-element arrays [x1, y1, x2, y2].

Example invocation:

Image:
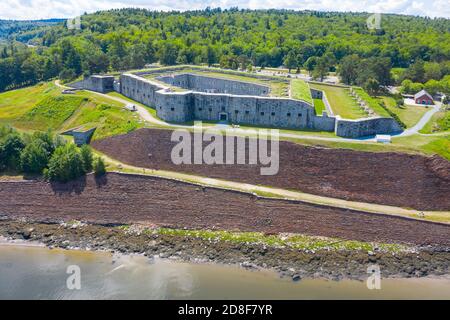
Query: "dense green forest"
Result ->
[[0, 19, 64, 40], [0, 8, 449, 93]]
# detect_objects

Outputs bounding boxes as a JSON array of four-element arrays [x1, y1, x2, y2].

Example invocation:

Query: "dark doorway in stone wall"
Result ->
[[219, 113, 228, 121]]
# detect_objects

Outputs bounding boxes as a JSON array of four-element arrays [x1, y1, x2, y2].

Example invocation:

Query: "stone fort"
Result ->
[[72, 70, 402, 138]]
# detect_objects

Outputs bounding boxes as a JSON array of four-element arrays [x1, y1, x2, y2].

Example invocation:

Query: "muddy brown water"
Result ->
[[0, 244, 449, 300]]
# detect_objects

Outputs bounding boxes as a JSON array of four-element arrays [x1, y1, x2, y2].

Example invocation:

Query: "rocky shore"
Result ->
[[0, 218, 449, 281]]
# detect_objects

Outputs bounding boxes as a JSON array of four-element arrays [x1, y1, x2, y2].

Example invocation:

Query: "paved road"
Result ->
[[398, 103, 442, 137]]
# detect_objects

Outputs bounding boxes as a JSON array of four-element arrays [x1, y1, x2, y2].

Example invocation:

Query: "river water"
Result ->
[[0, 243, 449, 299]]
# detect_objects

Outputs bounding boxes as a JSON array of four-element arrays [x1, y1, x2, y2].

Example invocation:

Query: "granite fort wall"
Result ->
[[120, 73, 333, 129], [71, 75, 114, 93], [192, 93, 316, 129], [156, 73, 270, 96], [120, 73, 167, 106], [335, 117, 403, 138], [76, 74, 403, 137]]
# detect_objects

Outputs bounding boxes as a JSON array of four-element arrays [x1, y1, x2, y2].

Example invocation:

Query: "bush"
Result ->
[[31, 131, 56, 154], [0, 125, 15, 140], [396, 98, 405, 107], [80, 145, 93, 173], [45, 144, 86, 182], [20, 139, 50, 174], [0, 133, 25, 171], [94, 157, 106, 177]]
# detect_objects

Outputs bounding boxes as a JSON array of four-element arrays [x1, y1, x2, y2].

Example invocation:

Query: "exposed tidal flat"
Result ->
[[0, 238, 450, 299], [0, 218, 449, 300]]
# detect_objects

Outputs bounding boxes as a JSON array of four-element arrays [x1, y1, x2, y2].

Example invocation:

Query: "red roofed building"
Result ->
[[414, 90, 434, 105]]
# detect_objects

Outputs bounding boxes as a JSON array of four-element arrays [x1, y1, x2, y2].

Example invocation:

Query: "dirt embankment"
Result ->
[[0, 173, 449, 247], [91, 129, 450, 211]]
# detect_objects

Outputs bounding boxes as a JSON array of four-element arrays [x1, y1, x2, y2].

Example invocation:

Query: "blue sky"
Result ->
[[1, 0, 449, 20]]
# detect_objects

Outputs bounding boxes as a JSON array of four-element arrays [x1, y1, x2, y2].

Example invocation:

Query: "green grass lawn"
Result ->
[[0, 82, 60, 126], [313, 98, 326, 115], [19, 95, 88, 131], [59, 91, 144, 140], [234, 123, 337, 137], [352, 87, 391, 118], [290, 79, 312, 104], [419, 110, 450, 134], [309, 83, 366, 119], [393, 134, 450, 160], [0, 82, 144, 141], [286, 133, 450, 161], [107, 91, 159, 118], [377, 95, 428, 128]]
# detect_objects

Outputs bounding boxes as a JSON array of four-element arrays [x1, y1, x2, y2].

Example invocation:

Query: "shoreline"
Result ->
[[0, 219, 449, 282]]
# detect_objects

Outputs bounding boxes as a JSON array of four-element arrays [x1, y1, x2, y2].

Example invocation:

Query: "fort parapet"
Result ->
[[71, 75, 114, 93], [73, 71, 403, 138]]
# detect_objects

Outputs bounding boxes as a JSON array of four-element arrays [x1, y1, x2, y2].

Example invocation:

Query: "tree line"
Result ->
[[0, 8, 449, 92]]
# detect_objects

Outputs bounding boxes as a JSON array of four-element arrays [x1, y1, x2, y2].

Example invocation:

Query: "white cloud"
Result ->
[[0, 0, 449, 20]]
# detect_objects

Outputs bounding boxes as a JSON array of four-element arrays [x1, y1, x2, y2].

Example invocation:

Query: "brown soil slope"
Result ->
[[92, 129, 450, 211], [0, 173, 449, 246]]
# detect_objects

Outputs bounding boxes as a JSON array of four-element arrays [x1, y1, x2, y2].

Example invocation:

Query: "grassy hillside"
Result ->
[[0, 82, 60, 126], [20, 95, 87, 131], [377, 95, 428, 128], [0, 82, 143, 140], [60, 93, 144, 140], [420, 110, 450, 134]]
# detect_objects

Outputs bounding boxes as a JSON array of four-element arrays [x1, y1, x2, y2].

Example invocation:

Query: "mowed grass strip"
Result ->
[[291, 79, 313, 104], [313, 98, 326, 115], [309, 83, 366, 119], [352, 87, 390, 117]]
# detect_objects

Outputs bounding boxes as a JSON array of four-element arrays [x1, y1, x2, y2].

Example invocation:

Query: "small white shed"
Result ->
[[375, 135, 391, 144]]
